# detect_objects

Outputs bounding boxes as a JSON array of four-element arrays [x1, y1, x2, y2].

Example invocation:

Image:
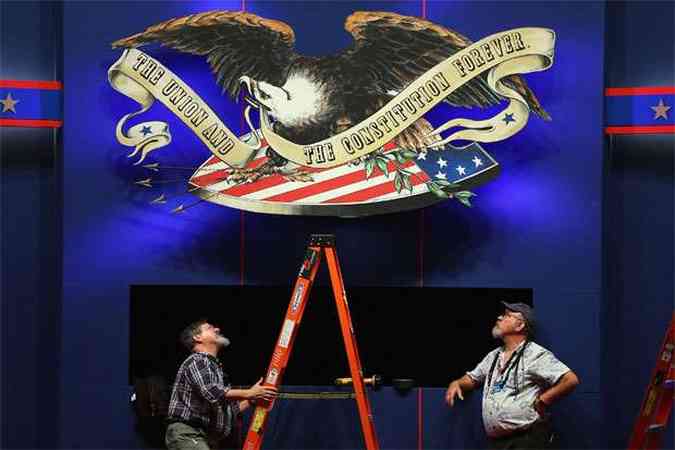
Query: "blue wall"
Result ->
[[0, 1, 62, 449], [0, 1, 672, 449], [60, 1, 604, 448], [604, 2, 674, 448]]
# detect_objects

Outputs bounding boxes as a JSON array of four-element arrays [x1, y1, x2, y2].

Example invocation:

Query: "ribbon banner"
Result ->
[[108, 27, 555, 169], [108, 49, 255, 167]]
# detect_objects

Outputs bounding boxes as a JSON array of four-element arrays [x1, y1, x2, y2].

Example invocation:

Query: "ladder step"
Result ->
[[628, 314, 675, 449], [647, 423, 666, 432], [243, 236, 380, 450], [279, 391, 356, 400]]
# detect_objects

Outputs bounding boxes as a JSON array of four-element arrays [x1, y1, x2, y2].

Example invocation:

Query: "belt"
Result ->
[[166, 418, 207, 432], [490, 420, 551, 440]]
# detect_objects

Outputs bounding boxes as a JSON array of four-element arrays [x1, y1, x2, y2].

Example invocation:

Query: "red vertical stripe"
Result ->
[[239, 0, 246, 286], [239, 0, 246, 287], [240, 210, 245, 286], [418, 209, 425, 288], [418, 2, 426, 449], [239, 106, 246, 286], [418, 388, 424, 450]]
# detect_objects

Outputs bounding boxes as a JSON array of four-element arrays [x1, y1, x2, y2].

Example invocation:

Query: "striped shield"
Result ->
[[189, 134, 499, 217]]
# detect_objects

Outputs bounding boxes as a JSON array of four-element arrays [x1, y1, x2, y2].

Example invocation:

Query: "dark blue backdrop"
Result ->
[[604, 2, 674, 449], [59, 1, 604, 448], [2, 1, 673, 449]]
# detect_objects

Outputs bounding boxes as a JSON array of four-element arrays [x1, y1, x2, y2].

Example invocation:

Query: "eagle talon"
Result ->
[[227, 162, 283, 185], [349, 157, 364, 167]]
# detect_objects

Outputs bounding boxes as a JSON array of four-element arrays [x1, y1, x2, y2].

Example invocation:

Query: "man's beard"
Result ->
[[491, 326, 503, 339], [216, 335, 231, 348]]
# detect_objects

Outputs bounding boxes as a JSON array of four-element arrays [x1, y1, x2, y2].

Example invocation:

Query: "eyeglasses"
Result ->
[[499, 311, 524, 321]]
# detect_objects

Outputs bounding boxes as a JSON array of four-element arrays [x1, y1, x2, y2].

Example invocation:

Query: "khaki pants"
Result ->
[[165, 422, 214, 450]]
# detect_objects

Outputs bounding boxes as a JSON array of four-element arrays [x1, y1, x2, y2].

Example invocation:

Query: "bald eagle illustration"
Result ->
[[113, 11, 550, 182]]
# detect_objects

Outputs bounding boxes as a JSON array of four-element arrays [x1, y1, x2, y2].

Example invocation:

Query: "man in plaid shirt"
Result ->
[[165, 320, 277, 450]]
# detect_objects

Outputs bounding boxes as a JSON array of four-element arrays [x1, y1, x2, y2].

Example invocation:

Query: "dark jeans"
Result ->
[[488, 421, 556, 450]]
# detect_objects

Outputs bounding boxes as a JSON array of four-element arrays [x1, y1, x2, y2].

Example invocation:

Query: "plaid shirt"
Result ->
[[167, 352, 240, 437]]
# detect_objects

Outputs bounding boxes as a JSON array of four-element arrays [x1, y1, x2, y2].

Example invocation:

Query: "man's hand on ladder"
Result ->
[[248, 378, 278, 403]]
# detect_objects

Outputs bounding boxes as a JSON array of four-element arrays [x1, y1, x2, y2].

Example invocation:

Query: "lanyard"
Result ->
[[486, 341, 527, 394]]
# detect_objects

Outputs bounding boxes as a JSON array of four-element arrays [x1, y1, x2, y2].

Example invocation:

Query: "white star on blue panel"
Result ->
[[417, 152, 427, 161], [472, 156, 483, 167], [435, 171, 447, 180], [456, 165, 466, 176], [437, 157, 447, 168]]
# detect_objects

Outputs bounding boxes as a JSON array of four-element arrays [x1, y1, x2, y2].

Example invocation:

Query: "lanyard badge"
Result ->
[[491, 380, 506, 394]]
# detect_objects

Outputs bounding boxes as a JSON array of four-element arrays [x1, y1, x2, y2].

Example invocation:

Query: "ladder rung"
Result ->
[[647, 423, 666, 432], [279, 391, 356, 400], [628, 315, 675, 448], [243, 237, 380, 450], [308, 234, 335, 247]]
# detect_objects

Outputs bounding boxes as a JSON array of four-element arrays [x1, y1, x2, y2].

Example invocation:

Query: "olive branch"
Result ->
[[361, 149, 477, 207]]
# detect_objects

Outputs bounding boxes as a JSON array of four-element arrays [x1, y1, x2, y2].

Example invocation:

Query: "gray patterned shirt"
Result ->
[[467, 341, 570, 438]]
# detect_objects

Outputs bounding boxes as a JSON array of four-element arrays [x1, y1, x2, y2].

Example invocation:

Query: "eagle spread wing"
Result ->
[[111, 10, 550, 156], [112, 11, 298, 99], [344, 11, 551, 120]]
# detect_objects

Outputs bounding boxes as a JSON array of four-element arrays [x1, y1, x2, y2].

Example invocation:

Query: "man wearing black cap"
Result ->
[[445, 302, 580, 449]]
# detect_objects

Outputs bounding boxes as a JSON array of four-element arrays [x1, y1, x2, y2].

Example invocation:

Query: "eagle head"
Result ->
[[239, 74, 328, 130], [114, 10, 551, 149]]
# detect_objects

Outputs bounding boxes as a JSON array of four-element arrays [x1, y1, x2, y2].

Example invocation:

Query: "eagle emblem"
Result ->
[[109, 11, 555, 216]]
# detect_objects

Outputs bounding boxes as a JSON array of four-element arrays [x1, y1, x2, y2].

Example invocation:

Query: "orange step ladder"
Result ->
[[628, 312, 675, 450], [242, 234, 380, 450]]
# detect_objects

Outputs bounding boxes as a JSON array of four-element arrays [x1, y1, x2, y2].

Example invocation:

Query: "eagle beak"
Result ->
[[239, 76, 256, 97], [239, 76, 271, 112]]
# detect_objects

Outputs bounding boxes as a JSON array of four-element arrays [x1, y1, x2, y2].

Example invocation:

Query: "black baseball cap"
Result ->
[[502, 301, 536, 335]]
